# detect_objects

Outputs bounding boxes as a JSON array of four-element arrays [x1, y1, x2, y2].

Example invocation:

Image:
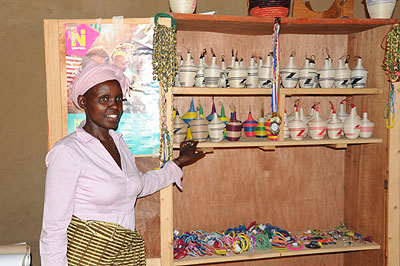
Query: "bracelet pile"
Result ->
[[173, 222, 372, 259]]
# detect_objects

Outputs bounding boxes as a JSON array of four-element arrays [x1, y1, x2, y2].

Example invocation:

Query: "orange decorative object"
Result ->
[[248, 0, 291, 18], [292, 0, 354, 18]]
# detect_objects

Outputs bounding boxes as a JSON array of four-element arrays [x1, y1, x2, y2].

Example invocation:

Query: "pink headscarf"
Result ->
[[72, 57, 130, 108]]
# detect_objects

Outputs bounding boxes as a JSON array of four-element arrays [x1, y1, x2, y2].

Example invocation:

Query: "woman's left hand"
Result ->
[[173, 140, 205, 168]]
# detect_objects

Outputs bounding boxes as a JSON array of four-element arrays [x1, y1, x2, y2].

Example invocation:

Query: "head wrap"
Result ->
[[72, 57, 130, 108]]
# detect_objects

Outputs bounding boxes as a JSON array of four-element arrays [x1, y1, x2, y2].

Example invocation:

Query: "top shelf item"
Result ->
[[170, 13, 397, 35]]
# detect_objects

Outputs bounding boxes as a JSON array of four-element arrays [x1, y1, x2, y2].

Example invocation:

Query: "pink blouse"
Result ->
[[40, 124, 183, 266]]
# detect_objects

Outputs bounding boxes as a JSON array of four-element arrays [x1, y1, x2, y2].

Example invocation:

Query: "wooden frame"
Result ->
[[44, 17, 154, 149], [387, 82, 400, 266]]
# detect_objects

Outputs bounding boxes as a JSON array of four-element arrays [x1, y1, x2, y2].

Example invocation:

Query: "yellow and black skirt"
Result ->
[[67, 216, 146, 266]]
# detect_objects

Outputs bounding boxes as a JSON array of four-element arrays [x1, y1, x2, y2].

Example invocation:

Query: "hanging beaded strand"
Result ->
[[382, 23, 399, 129], [152, 13, 178, 164], [272, 18, 281, 114], [382, 24, 400, 82]]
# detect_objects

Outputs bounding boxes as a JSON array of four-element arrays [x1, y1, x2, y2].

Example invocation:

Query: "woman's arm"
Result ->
[[40, 145, 80, 266], [138, 140, 204, 197]]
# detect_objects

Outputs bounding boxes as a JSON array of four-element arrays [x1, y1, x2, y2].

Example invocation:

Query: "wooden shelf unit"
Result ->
[[42, 15, 400, 266], [161, 14, 397, 266]]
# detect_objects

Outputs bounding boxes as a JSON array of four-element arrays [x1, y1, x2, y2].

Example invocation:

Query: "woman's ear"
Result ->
[[77, 95, 86, 109]]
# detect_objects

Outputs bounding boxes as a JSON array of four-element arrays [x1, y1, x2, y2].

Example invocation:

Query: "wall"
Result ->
[[0, 0, 398, 265]]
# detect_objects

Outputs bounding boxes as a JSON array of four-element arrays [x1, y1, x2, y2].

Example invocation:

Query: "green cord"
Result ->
[[154, 12, 177, 32], [255, 233, 272, 250]]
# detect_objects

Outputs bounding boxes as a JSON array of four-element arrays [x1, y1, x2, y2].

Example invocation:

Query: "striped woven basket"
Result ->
[[248, 0, 291, 17]]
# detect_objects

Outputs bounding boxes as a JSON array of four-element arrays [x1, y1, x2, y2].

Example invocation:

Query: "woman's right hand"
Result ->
[[173, 140, 205, 168]]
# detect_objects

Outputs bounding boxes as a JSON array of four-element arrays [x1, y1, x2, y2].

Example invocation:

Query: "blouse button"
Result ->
[[126, 177, 129, 182]]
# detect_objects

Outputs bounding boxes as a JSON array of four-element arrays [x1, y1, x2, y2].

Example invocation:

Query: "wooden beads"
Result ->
[[382, 24, 400, 82], [152, 24, 178, 92], [153, 21, 177, 163]]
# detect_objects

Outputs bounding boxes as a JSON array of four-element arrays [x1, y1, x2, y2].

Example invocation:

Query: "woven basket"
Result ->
[[250, 7, 289, 17], [257, 0, 290, 8], [249, 0, 290, 17]]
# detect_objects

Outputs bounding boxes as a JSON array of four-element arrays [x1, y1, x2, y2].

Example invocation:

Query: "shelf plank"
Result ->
[[326, 143, 348, 149], [172, 87, 272, 95], [172, 87, 382, 96], [259, 145, 276, 151], [171, 14, 397, 35], [283, 88, 383, 96], [174, 240, 380, 265], [173, 137, 382, 149], [198, 147, 214, 153]]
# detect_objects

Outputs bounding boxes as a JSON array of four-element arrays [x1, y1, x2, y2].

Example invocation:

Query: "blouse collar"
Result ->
[[75, 120, 123, 144]]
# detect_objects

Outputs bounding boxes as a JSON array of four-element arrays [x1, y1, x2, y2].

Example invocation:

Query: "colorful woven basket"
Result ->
[[249, 0, 290, 17]]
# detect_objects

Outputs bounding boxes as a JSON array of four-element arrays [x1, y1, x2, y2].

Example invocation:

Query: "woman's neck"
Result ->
[[83, 124, 111, 142]]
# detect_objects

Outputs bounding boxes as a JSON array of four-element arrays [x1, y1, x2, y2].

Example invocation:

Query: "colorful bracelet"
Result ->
[[287, 242, 304, 251], [255, 232, 271, 250], [305, 241, 321, 249]]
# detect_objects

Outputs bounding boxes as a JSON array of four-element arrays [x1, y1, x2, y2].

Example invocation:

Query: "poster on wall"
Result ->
[[64, 22, 159, 156]]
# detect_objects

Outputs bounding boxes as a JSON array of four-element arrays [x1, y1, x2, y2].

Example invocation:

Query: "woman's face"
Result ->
[[79, 80, 124, 131]]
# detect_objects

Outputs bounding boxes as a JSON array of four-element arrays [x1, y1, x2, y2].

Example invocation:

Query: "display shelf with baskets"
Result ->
[[172, 87, 383, 150], [159, 14, 397, 266]]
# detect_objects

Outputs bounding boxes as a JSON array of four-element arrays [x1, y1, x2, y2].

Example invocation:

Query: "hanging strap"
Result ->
[[272, 17, 281, 113], [154, 12, 177, 31], [384, 82, 396, 129]]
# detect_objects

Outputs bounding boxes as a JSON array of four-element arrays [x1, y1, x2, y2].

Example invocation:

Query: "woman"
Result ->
[[40, 57, 204, 265]]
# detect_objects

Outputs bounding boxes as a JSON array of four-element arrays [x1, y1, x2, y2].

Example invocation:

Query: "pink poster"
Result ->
[[65, 24, 100, 57], [65, 22, 160, 156]]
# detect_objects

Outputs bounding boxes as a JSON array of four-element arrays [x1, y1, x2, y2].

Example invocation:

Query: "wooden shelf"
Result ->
[[172, 87, 382, 96], [283, 88, 383, 96], [174, 240, 380, 265], [173, 137, 382, 149], [171, 13, 397, 35], [172, 87, 272, 95]]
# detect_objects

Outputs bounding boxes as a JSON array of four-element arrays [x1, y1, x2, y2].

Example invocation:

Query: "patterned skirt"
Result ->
[[67, 216, 146, 266]]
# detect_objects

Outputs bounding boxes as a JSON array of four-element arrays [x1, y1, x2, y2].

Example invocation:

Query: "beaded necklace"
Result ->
[[153, 13, 178, 164], [382, 24, 399, 129]]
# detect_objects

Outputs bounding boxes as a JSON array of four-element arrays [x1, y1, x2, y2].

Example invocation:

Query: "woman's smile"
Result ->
[[105, 113, 121, 122]]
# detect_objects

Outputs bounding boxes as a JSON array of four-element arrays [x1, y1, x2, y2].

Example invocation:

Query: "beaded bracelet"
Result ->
[[255, 232, 272, 250], [211, 238, 230, 255], [223, 235, 234, 247], [174, 249, 187, 259], [232, 238, 245, 254], [287, 242, 304, 251], [271, 232, 288, 252], [248, 234, 256, 251], [305, 241, 321, 249], [237, 233, 250, 250], [198, 243, 213, 256]]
